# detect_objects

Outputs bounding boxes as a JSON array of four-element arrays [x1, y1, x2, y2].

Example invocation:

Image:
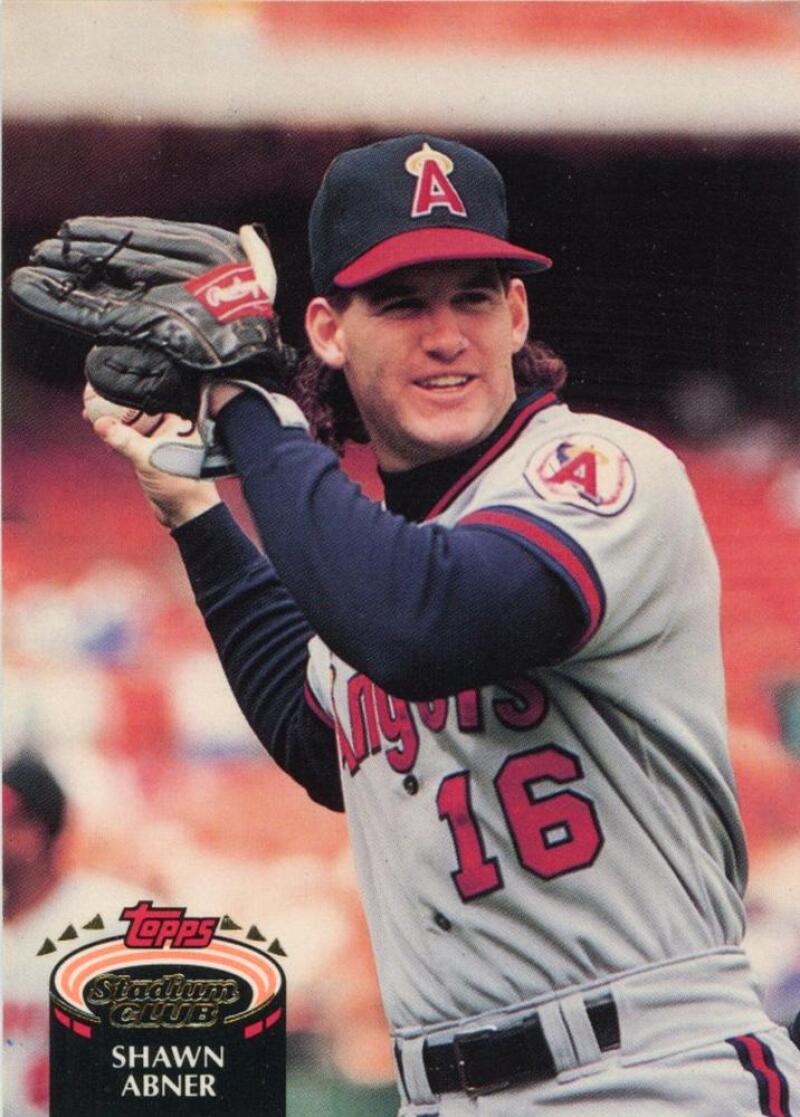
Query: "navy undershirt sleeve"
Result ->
[[173, 503, 343, 811], [210, 392, 584, 701]]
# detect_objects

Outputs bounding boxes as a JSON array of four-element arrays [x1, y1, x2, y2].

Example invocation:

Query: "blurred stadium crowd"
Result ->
[[3, 4, 800, 1116]]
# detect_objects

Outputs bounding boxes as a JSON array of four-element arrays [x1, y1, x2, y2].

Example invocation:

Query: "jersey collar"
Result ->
[[380, 387, 559, 522]]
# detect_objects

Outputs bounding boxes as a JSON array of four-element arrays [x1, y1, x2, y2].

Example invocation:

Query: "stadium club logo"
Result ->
[[405, 142, 467, 219], [47, 901, 286, 1116]]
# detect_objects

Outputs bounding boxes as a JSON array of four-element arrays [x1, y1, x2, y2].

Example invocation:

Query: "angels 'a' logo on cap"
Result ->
[[405, 142, 467, 219]]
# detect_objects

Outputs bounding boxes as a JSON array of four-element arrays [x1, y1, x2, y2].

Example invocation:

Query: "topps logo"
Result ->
[[121, 901, 219, 949]]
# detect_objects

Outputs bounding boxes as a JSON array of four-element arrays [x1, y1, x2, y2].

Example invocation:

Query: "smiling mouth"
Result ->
[[414, 374, 475, 391]]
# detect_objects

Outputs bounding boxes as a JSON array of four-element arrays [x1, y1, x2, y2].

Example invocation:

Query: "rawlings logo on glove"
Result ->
[[8, 217, 301, 477], [186, 263, 274, 321]]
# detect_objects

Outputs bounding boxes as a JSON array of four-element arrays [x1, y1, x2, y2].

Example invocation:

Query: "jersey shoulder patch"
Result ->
[[524, 433, 636, 516]]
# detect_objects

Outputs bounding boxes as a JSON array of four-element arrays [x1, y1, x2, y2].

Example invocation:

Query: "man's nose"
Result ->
[[421, 306, 468, 361]]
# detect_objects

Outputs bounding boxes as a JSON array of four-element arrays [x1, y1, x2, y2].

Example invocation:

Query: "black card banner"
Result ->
[[49, 935, 286, 1117]]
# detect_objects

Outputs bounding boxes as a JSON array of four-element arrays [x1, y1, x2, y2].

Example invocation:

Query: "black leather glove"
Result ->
[[9, 216, 294, 419]]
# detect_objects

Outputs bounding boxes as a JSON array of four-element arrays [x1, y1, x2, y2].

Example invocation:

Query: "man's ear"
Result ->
[[305, 297, 347, 369], [507, 277, 530, 353]]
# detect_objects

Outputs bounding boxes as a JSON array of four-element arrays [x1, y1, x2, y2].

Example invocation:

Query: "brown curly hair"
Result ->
[[290, 282, 568, 455]]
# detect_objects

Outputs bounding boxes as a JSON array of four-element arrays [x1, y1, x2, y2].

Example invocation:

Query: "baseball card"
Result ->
[[3, 4, 800, 1115]]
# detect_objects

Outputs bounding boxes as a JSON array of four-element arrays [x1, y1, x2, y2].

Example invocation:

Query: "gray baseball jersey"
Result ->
[[308, 399, 746, 1033]]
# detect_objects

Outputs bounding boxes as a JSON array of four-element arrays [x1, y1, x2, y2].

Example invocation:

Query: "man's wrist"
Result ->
[[165, 493, 222, 531]]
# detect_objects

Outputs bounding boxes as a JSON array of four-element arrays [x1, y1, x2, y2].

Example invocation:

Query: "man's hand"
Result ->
[[92, 413, 221, 530]]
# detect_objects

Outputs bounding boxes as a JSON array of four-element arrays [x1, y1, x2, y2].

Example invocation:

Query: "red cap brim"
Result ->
[[333, 228, 552, 288]]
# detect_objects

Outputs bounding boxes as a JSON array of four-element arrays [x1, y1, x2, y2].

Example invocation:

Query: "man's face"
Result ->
[[3, 798, 50, 910], [318, 262, 529, 470]]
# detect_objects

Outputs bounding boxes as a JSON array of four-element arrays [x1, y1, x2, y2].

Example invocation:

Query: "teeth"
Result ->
[[418, 375, 470, 389]]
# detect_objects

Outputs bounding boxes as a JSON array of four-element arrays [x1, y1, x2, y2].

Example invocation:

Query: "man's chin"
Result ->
[[424, 410, 497, 450], [376, 407, 502, 469], [403, 425, 490, 466]]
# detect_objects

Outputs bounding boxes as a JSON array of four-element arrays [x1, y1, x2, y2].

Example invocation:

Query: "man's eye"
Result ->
[[457, 290, 492, 306], [382, 298, 424, 313]]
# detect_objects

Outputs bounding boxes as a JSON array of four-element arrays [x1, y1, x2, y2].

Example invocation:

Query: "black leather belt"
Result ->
[[417, 994, 620, 1097]]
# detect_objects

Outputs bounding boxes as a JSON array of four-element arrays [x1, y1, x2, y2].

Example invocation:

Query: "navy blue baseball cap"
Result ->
[[309, 134, 553, 293]]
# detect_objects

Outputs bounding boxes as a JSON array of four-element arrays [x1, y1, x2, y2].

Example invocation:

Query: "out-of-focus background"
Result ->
[[3, 3, 800, 1115]]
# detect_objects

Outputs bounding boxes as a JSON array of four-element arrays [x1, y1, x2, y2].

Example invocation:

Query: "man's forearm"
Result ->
[[173, 503, 343, 810]]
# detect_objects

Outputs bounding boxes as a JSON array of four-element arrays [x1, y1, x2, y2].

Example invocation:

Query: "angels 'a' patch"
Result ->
[[525, 434, 635, 515]]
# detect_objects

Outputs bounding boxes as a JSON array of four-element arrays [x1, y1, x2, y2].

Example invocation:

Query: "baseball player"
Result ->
[[10, 135, 800, 1113]]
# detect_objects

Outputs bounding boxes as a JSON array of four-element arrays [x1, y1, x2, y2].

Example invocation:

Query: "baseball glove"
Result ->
[[8, 216, 295, 419]]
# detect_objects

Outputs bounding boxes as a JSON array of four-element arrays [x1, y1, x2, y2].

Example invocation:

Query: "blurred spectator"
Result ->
[[669, 371, 738, 443], [3, 751, 147, 1117], [773, 679, 800, 758], [4, 752, 66, 923]]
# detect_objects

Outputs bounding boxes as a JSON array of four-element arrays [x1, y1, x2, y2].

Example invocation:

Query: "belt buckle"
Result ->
[[452, 1026, 505, 1097]]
